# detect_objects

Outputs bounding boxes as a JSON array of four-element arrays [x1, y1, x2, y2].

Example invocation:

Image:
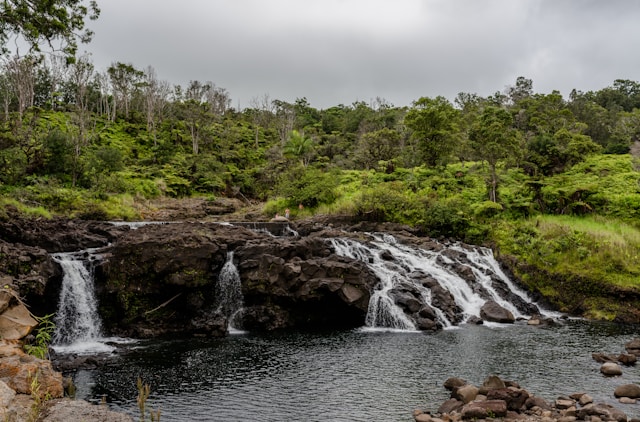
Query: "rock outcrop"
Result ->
[[95, 223, 379, 336]]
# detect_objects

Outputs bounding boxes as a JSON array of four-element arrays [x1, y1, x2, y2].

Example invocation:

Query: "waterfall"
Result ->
[[330, 234, 555, 331], [215, 251, 244, 331], [51, 250, 132, 354], [51, 251, 107, 353]]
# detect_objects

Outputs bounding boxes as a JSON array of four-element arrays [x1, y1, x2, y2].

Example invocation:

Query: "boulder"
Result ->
[[486, 387, 529, 411], [618, 353, 637, 366], [39, 398, 134, 421], [452, 384, 478, 404], [577, 403, 628, 422], [480, 374, 506, 393], [614, 383, 640, 399], [600, 362, 623, 376], [443, 377, 467, 391], [437, 398, 463, 414], [480, 301, 515, 323], [0, 353, 63, 398], [460, 400, 507, 419], [625, 338, 640, 356], [0, 298, 37, 340]]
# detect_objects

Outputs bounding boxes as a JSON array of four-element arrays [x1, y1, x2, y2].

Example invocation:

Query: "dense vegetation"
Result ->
[[1, 51, 640, 320]]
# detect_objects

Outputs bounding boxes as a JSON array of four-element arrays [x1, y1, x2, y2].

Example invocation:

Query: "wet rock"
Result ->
[[618, 353, 637, 366], [600, 362, 623, 376], [443, 377, 467, 391], [625, 338, 640, 356], [480, 300, 515, 323], [614, 383, 640, 399]]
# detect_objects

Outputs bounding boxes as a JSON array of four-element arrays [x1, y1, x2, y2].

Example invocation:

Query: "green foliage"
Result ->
[[353, 182, 420, 224], [277, 165, 338, 208], [405, 96, 461, 167], [422, 199, 470, 238], [24, 313, 56, 360], [0, 0, 100, 59]]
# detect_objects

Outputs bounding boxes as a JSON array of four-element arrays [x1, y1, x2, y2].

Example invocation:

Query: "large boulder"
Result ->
[[0, 342, 63, 398], [614, 383, 640, 399], [480, 301, 515, 323]]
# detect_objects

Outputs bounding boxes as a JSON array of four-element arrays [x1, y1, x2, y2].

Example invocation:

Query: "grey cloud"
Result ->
[[86, 0, 640, 109]]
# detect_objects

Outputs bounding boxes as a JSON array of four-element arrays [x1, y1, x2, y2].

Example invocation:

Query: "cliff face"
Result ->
[[95, 222, 378, 337]]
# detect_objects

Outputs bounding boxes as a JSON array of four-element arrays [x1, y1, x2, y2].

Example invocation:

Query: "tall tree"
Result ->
[[469, 106, 522, 202], [404, 96, 460, 167], [0, 0, 100, 60]]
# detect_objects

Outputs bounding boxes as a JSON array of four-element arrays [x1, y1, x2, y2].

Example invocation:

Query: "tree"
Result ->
[[283, 129, 314, 166], [469, 106, 522, 202], [404, 96, 461, 167], [107, 62, 143, 120], [354, 128, 401, 170], [0, 0, 100, 60]]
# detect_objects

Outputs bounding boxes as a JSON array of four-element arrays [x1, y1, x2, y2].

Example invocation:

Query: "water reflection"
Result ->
[[72, 320, 640, 422]]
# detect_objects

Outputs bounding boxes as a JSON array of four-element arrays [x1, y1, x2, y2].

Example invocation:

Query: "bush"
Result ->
[[422, 200, 469, 238]]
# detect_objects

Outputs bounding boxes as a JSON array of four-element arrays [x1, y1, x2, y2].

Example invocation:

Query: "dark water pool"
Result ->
[[70, 320, 640, 422]]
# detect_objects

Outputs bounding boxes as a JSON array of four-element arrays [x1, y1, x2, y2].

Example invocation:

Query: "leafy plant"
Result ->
[[24, 313, 56, 360]]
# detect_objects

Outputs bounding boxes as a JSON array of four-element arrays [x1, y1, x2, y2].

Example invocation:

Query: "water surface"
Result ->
[[71, 320, 640, 422]]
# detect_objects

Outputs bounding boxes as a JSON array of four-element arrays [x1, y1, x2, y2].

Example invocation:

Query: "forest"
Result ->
[[1, 52, 640, 320]]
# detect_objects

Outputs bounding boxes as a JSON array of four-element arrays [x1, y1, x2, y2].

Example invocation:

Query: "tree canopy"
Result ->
[[0, 0, 100, 59]]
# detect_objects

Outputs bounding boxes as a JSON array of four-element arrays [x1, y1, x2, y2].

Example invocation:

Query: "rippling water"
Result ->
[[71, 320, 640, 421]]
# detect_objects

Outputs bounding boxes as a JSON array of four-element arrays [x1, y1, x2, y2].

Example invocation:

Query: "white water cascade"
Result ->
[[330, 234, 556, 331], [215, 251, 244, 331], [51, 250, 109, 353], [51, 250, 134, 354]]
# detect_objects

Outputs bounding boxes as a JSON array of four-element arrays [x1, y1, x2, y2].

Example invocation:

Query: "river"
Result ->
[[70, 320, 640, 422]]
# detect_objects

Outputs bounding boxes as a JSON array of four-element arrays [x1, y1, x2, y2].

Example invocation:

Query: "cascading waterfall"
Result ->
[[330, 233, 554, 330], [51, 250, 105, 351], [215, 251, 244, 330]]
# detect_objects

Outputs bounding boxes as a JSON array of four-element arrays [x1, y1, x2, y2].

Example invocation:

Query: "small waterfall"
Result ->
[[51, 250, 133, 354], [215, 252, 244, 331], [51, 251, 105, 351], [330, 234, 554, 331]]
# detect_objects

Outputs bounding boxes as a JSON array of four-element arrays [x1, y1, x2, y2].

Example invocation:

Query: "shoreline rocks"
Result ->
[[414, 375, 631, 422]]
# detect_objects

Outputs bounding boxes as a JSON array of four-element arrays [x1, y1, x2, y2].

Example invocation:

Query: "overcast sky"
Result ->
[[85, 0, 640, 109]]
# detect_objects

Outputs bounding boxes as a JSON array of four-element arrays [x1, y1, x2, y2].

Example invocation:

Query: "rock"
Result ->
[[555, 398, 576, 410], [443, 377, 467, 391], [0, 354, 63, 398], [40, 398, 134, 421], [452, 384, 478, 404], [480, 301, 515, 323], [579, 393, 594, 406], [593, 353, 618, 363], [600, 362, 623, 376], [619, 397, 637, 404], [0, 380, 16, 408], [460, 400, 507, 419], [437, 398, 463, 414], [480, 375, 506, 393], [614, 383, 640, 399], [525, 395, 552, 411], [528, 317, 541, 325], [486, 387, 529, 411], [618, 353, 637, 366], [577, 403, 628, 422], [414, 413, 432, 422], [625, 338, 640, 356], [0, 300, 38, 340]]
